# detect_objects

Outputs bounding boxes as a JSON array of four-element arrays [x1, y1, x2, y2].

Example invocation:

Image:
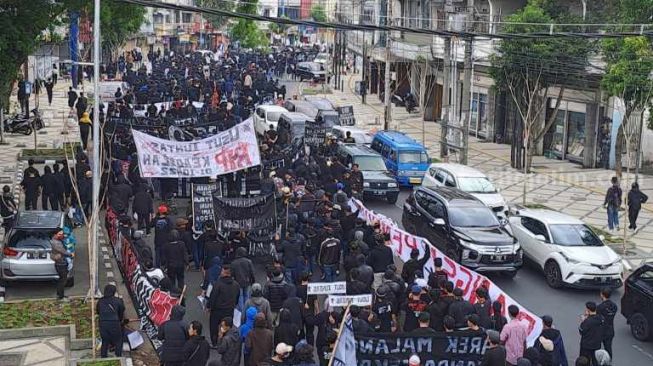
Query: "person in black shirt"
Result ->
[[474, 287, 493, 330], [372, 285, 396, 332], [411, 312, 437, 335], [426, 289, 445, 331], [597, 288, 618, 358], [97, 284, 125, 358], [401, 244, 431, 284], [482, 330, 507, 366], [0, 186, 17, 232], [67, 87, 78, 111], [448, 288, 476, 329], [21, 159, 41, 211], [579, 301, 603, 365]]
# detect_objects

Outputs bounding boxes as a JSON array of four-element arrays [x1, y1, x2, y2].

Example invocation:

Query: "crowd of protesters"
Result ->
[[1, 43, 621, 366]]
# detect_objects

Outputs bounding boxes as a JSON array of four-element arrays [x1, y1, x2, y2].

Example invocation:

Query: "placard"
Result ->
[[337, 105, 355, 126], [191, 183, 218, 233], [304, 124, 327, 146], [307, 281, 347, 295], [328, 294, 372, 307]]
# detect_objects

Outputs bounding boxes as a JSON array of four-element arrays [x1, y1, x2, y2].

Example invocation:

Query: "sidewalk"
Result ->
[[320, 74, 653, 267]]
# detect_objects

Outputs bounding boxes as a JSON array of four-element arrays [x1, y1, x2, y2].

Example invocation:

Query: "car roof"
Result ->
[[333, 126, 368, 133], [280, 112, 312, 122], [305, 98, 335, 111], [419, 186, 482, 205], [15, 211, 64, 229], [257, 105, 287, 112], [430, 163, 487, 178], [374, 130, 425, 150], [340, 144, 382, 157], [519, 208, 585, 225]]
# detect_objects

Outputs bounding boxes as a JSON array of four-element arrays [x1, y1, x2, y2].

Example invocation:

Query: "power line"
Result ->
[[116, 0, 653, 40]]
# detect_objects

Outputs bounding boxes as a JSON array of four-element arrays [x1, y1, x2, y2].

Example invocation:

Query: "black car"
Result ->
[[402, 186, 522, 275], [296, 62, 326, 82], [336, 144, 399, 203], [621, 263, 653, 341]]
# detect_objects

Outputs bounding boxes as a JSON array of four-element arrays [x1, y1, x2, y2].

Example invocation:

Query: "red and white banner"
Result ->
[[350, 199, 543, 345], [132, 118, 261, 178]]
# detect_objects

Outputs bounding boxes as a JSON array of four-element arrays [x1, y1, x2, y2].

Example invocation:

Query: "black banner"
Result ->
[[214, 194, 275, 231], [337, 105, 355, 126], [355, 332, 486, 366], [263, 157, 286, 170], [247, 228, 277, 258], [192, 183, 219, 233], [304, 125, 327, 146]]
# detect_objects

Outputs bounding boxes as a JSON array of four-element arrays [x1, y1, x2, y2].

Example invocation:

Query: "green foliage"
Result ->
[[311, 5, 327, 22], [99, 1, 146, 53], [602, 37, 653, 109], [197, 0, 235, 29], [230, 0, 267, 48]]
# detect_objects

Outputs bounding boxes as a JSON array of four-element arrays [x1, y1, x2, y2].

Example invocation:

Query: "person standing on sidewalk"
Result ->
[[76, 92, 88, 120], [21, 159, 41, 211], [67, 87, 77, 113], [50, 230, 73, 301], [603, 177, 622, 232], [97, 284, 125, 358], [0, 185, 17, 233], [78, 112, 92, 151], [44, 78, 54, 105], [627, 182, 648, 232]]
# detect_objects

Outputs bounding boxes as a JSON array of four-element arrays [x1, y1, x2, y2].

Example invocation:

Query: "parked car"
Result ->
[[402, 186, 522, 276], [303, 96, 335, 111], [509, 207, 623, 289], [253, 105, 289, 136], [330, 126, 374, 144], [371, 131, 430, 186], [284, 100, 340, 128], [296, 62, 326, 82], [422, 163, 508, 216], [621, 263, 653, 341], [0, 211, 73, 286], [336, 144, 399, 203]]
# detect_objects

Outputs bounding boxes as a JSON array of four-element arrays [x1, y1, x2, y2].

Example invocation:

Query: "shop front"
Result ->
[[544, 99, 588, 164]]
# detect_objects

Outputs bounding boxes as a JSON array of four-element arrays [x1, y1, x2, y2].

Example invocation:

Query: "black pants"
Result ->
[[137, 212, 151, 234], [629, 207, 640, 229], [79, 124, 90, 150], [25, 191, 39, 210], [55, 264, 68, 299], [100, 322, 123, 357], [602, 335, 613, 358], [47, 90, 53, 105], [42, 194, 59, 211], [209, 309, 232, 346], [580, 347, 598, 366], [166, 266, 185, 289]]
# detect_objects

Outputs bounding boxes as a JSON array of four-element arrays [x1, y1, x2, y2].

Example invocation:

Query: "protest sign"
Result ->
[[132, 118, 261, 178], [191, 183, 218, 233], [353, 331, 486, 365], [307, 281, 347, 295], [328, 294, 373, 307], [337, 105, 355, 126], [304, 124, 327, 146], [214, 194, 275, 231], [348, 198, 543, 345]]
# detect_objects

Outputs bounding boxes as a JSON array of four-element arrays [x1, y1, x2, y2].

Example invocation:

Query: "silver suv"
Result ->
[[0, 211, 73, 286]]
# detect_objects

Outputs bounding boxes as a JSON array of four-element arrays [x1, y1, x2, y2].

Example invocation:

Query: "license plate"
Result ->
[[409, 177, 422, 184], [372, 190, 386, 196], [491, 255, 505, 262], [27, 252, 47, 259], [595, 277, 608, 282]]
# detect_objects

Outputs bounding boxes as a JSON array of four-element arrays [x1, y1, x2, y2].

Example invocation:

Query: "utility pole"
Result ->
[[383, 0, 393, 130], [362, 36, 367, 104], [440, 37, 451, 159], [460, 0, 474, 165]]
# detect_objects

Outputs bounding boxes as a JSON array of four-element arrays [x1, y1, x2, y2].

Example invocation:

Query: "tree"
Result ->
[[231, 0, 267, 48], [311, 5, 327, 22], [489, 0, 592, 173], [197, 0, 234, 30], [601, 0, 653, 177], [0, 1, 63, 111], [98, 1, 146, 60]]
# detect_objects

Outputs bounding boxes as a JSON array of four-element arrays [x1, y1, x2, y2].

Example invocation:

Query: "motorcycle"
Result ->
[[3, 109, 43, 135], [404, 92, 418, 113]]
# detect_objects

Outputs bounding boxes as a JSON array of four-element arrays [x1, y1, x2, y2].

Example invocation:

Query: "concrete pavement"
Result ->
[[316, 74, 653, 268]]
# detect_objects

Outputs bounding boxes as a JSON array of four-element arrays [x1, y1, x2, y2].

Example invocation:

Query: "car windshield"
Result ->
[[355, 156, 387, 171], [266, 111, 283, 122], [549, 224, 604, 246], [457, 177, 497, 193], [308, 63, 322, 71], [8, 229, 59, 249], [399, 151, 429, 164], [322, 114, 339, 127], [449, 207, 499, 228]]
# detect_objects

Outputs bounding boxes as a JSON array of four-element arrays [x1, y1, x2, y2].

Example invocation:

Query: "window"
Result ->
[[428, 168, 438, 178], [457, 177, 497, 193], [471, 92, 488, 137], [635, 269, 653, 289], [256, 108, 265, 118], [354, 156, 387, 171], [434, 170, 447, 184], [182, 12, 192, 24], [444, 174, 455, 187], [549, 225, 603, 247], [371, 140, 383, 153], [398, 151, 429, 164], [416, 192, 444, 218], [381, 144, 391, 157], [521, 217, 550, 241], [449, 207, 498, 227]]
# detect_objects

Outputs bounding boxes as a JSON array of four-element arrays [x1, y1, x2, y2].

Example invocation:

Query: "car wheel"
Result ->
[[544, 261, 563, 288], [65, 276, 74, 288], [386, 194, 398, 204], [630, 313, 651, 341]]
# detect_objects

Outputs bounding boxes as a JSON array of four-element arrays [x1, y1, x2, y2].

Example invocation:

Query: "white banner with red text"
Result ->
[[132, 118, 261, 178], [349, 198, 543, 345]]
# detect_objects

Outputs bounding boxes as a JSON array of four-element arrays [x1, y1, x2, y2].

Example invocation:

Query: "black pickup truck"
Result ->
[[621, 263, 653, 341]]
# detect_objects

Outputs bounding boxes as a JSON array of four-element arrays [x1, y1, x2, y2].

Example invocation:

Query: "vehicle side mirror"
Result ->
[[599, 235, 605, 241], [433, 218, 445, 226], [534, 234, 547, 242]]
